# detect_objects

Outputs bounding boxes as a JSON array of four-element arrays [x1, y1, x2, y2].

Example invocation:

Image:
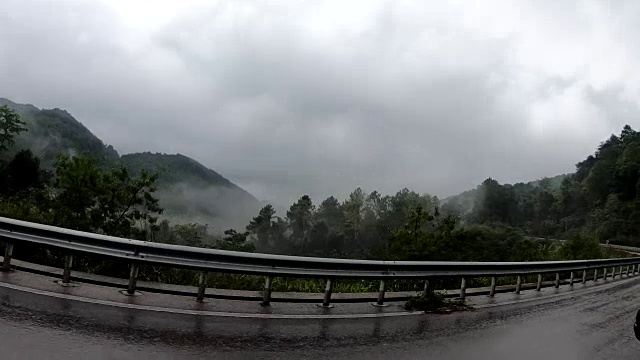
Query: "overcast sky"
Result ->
[[1, 0, 639, 206]]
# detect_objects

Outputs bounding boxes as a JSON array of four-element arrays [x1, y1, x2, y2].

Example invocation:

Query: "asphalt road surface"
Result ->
[[1, 277, 640, 360]]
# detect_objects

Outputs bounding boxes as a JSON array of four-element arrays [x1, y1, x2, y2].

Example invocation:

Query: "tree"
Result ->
[[171, 223, 209, 247], [246, 204, 276, 252], [51, 155, 163, 237], [215, 229, 255, 252], [0, 105, 27, 152], [343, 188, 365, 252], [286, 195, 314, 254], [0, 150, 50, 195]]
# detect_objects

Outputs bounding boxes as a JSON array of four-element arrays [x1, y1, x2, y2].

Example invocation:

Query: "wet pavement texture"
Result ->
[[1, 272, 640, 359]]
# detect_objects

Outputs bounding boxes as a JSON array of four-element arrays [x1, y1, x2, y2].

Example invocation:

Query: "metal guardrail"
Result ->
[[1, 216, 640, 307], [603, 244, 640, 253]]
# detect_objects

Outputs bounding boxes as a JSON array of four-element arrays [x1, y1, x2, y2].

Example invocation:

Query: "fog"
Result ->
[[157, 182, 262, 234]]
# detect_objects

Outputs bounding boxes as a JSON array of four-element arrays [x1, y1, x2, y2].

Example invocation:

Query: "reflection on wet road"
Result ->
[[1, 278, 640, 360]]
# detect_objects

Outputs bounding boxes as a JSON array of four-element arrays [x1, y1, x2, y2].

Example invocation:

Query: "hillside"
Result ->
[[0, 98, 260, 231], [440, 125, 640, 245], [120, 152, 260, 230], [443, 173, 569, 216], [0, 98, 119, 167]]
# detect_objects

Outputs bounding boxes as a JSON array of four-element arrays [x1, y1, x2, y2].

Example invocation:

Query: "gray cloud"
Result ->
[[2, 0, 640, 208]]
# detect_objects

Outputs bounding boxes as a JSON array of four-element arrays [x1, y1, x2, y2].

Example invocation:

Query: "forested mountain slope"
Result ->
[[0, 98, 260, 230]]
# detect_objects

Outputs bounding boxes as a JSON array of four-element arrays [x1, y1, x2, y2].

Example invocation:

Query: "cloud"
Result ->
[[2, 0, 640, 207]]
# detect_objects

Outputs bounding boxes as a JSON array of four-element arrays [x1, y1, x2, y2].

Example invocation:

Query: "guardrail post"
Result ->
[[262, 276, 272, 306], [569, 272, 574, 286], [376, 280, 386, 306], [62, 255, 73, 284], [515, 276, 522, 294], [634, 265, 637, 275], [536, 274, 542, 291], [460, 278, 466, 300], [489, 277, 496, 297], [627, 266, 630, 276], [2, 242, 13, 271], [554, 273, 560, 288], [423, 279, 430, 293], [196, 271, 208, 302], [322, 279, 333, 307], [127, 263, 139, 295], [594, 268, 598, 281], [603, 268, 608, 280], [619, 266, 623, 278], [582, 270, 587, 284]]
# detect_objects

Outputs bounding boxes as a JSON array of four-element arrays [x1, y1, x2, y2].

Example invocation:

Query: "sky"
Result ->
[[1, 0, 640, 206]]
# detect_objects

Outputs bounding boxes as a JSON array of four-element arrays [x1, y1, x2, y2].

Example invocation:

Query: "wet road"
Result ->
[[1, 277, 640, 360]]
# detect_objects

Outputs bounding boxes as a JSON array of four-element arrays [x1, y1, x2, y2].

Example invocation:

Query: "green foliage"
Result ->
[[404, 289, 445, 312], [437, 126, 640, 246], [0, 105, 27, 152], [50, 155, 163, 237], [215, 229, 255, 252], [246, 204, 276, 251], [0, 150, 51, 195], [286, 195, 315, 254], [559, 233, 604, 260]]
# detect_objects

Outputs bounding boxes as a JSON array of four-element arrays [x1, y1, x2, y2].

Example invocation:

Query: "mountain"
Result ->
[[0, 98, 119, 167], [0, 98, 261, 231], [120, 152, 260, 230]]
